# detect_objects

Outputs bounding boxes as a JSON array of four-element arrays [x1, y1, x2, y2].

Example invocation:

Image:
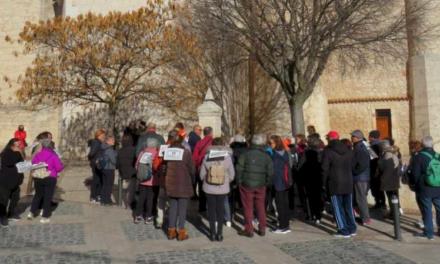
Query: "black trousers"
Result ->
[[197, 175, 206, 212], [31, 177, 57, 218], [371, 178, 386, 207], [206, 194, 225, 235], [135, 185, 159, 218], [0, 185, 20, 218], [386, 190, 400, 215], [305, 185, 324, 221], [101, 170, 115, 204], [275, 190, 290, 229], [90, 166, 103, 200]]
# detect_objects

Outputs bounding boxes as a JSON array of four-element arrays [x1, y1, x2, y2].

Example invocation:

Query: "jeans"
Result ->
[[354, 181, 370, 222], [240, 185, 267, 233], [206, 194, 226, 235], [31, 177, 57, 218], [275, 190, 290, 229], [101, 170, 115, 204], [418, 194, 440, 238], [168, 197, 188, 229], [331, 194, 357, 236], [135, 185, 159, 218], [90, 166, 103, 200]]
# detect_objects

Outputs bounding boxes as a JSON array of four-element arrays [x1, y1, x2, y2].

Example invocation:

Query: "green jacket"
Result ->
[[236, 146, 273, 188]]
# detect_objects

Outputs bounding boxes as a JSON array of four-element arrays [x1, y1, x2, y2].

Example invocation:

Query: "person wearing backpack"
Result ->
[[88, 129, 106, 204], [100, 136, 117, 206], [269, 135, 293, 234], [411, 136, 440, 240], [200, 137, 235, 241], [134, 141, 161, 224]]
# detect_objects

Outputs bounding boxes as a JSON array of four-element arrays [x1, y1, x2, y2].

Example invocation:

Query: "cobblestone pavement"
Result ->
[[0, 164, 439, 264]]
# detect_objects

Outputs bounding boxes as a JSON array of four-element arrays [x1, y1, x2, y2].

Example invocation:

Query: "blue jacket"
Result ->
[[352, 141, 370, 182], [272, 150, 293, 192], [410, 147, 440, 198]]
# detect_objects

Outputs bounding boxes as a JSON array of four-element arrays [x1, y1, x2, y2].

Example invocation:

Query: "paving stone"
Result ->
[[276, 239, 416, 264], [136, 248, 255, 264], [16, 201, 84, 216], [0, 250, 111, 264], [0, 223, 85, 248], [121, 220, 204, 241]]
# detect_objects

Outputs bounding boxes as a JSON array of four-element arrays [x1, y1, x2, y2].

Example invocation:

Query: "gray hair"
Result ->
[[422, 136, 434, 148], [252, 134, 266, 146]]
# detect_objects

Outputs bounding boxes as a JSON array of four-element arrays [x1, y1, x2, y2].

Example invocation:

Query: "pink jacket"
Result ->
[[32, 148, 64, 178]]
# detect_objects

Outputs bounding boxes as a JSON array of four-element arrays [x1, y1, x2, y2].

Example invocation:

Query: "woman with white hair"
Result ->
[[28, 138, 64, 223]]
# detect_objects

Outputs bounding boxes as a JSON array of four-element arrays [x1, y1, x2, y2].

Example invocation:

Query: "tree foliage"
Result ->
[[9, 0, 203, 136]]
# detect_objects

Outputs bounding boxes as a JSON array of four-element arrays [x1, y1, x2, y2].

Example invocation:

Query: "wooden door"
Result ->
[[375, 109, 392, 139]]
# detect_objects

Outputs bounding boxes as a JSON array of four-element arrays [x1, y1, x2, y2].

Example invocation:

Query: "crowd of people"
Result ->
[[0, 122, 439, 243], [84, 121, 440, 241]]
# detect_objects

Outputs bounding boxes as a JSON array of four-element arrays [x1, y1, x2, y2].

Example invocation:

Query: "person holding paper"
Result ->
[[0, 138, 24, 227]]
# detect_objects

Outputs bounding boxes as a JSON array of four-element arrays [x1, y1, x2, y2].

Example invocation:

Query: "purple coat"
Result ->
[[32, 148, 64, 178]]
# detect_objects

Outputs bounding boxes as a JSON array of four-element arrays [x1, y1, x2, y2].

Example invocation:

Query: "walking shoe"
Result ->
[[144, 217, 154, 225], [208, 232, 216, 242], [272, 228, 291, 234], [0, 217, 8, 228], [90, 199, 99, 204], [8, 215, 21, 222], [414, 233, 434, 240], [362, 219, 372, 226], [333, 233, 351, 238], [416, 221, 425, 229], [40, 218, 50, 224], [216, 234, 223, 242], [27, 213, 35, 220], [177, 228, 189, 241], [238, 230, 254, 238], [257, 229, 266, 237], [314, 219, 321, 226], [350, 233, 357, 237], [167, 228, 177, 240], [225, 221, 232, 228], [134, 216, 143, 224]]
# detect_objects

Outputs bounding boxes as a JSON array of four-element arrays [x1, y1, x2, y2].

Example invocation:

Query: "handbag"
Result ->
[[31, 163, 50, 179]]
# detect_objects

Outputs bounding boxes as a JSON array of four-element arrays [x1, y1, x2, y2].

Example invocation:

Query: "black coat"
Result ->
[[117, 143, 136, 180], [88, 139, 102, 167], [0, 148, 24, 189], [410, 148, 440, 197], [188, 131, 201, 153], [300, 147, 322, 189], [322, 140, 353, 195], [376, 150, 400, 191]]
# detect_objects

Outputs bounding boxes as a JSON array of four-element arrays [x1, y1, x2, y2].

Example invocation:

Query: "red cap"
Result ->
[[327, 130, 340, 140]]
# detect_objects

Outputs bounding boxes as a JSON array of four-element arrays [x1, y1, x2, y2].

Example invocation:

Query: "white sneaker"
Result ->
[[334, 233, 351, 238], [27, 213, 34, 220], [226, 221, 232, 228], [272, 228, 291, 234], [315, 219, 321, 225], [39, 211, 43, 217], [40, 218, 50, 224]]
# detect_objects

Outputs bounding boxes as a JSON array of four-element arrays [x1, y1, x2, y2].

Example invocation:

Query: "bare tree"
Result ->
[[195, 0, 435, 135]]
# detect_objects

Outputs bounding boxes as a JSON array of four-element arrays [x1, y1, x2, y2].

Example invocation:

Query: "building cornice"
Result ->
[[328, 96, 409, 104]]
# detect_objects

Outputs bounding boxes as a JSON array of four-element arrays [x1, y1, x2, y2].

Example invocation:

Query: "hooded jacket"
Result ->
[[101, 143, 117, 170], [135, 131, 166, 156], [192, 135, 213, 171], [236, 145, 273, 188], [322, 140, 353, 195], [0, 148, 24, 189], [410, 147, 440, 197], [165, 144, 195, 198], [272, 150, 293, 192], [32, 148, 64, 178]]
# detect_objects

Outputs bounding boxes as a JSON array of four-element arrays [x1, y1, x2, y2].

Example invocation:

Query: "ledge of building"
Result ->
[[328, 96, 409, 104]]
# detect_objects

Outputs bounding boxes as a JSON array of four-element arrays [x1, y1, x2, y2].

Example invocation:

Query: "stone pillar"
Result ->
[[406, 0, 440, 142], [197, 88, 223, 137]]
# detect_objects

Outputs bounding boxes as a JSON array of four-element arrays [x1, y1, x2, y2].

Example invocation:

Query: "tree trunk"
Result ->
[[248, 53, 256, 138], [288, 98, 306, 136], [108, 105, 119, 145]]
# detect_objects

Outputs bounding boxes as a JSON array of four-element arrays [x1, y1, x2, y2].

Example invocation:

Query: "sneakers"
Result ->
[[40, 218, 50, 224], [351, 233, 357, 237], [362, 219, 372, 226], [414, 233, 434, 240], [225, 221, 232, 228], [27, 213, 35, 220], [314, 219, 321, 226], [8, 215, 21, 222], [134, 216, 143, 224], [145, 217, 154, 225], [334, 233, 351, 238], [238, 230, 254, 238], [416, 221, 425, 229], [272, 228, 291, 234], [90, 199, 99, 205]]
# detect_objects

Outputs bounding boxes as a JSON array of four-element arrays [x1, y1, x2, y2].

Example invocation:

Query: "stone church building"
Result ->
[[0, 0, 439, 161]]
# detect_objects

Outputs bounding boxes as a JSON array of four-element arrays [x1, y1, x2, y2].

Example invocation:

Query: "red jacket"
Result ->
[[192, 135, 213, 171], [14, 130, 27, 150]]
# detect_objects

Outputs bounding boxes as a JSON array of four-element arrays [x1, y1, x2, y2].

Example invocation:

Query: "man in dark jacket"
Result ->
[[236, 134, 273, 237], [322, 131, 356, 238], [135, 122, 165, 156], [351, 130, 371, 225], [188, 125, 202, 153], [410, 136, 440, 240], [369, 130, 385, 209]]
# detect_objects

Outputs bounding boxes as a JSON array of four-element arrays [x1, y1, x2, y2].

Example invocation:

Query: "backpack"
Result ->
[[136, 147, 158, 182], [420, 151, 440, 187], [207, 161, 226, 185]]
